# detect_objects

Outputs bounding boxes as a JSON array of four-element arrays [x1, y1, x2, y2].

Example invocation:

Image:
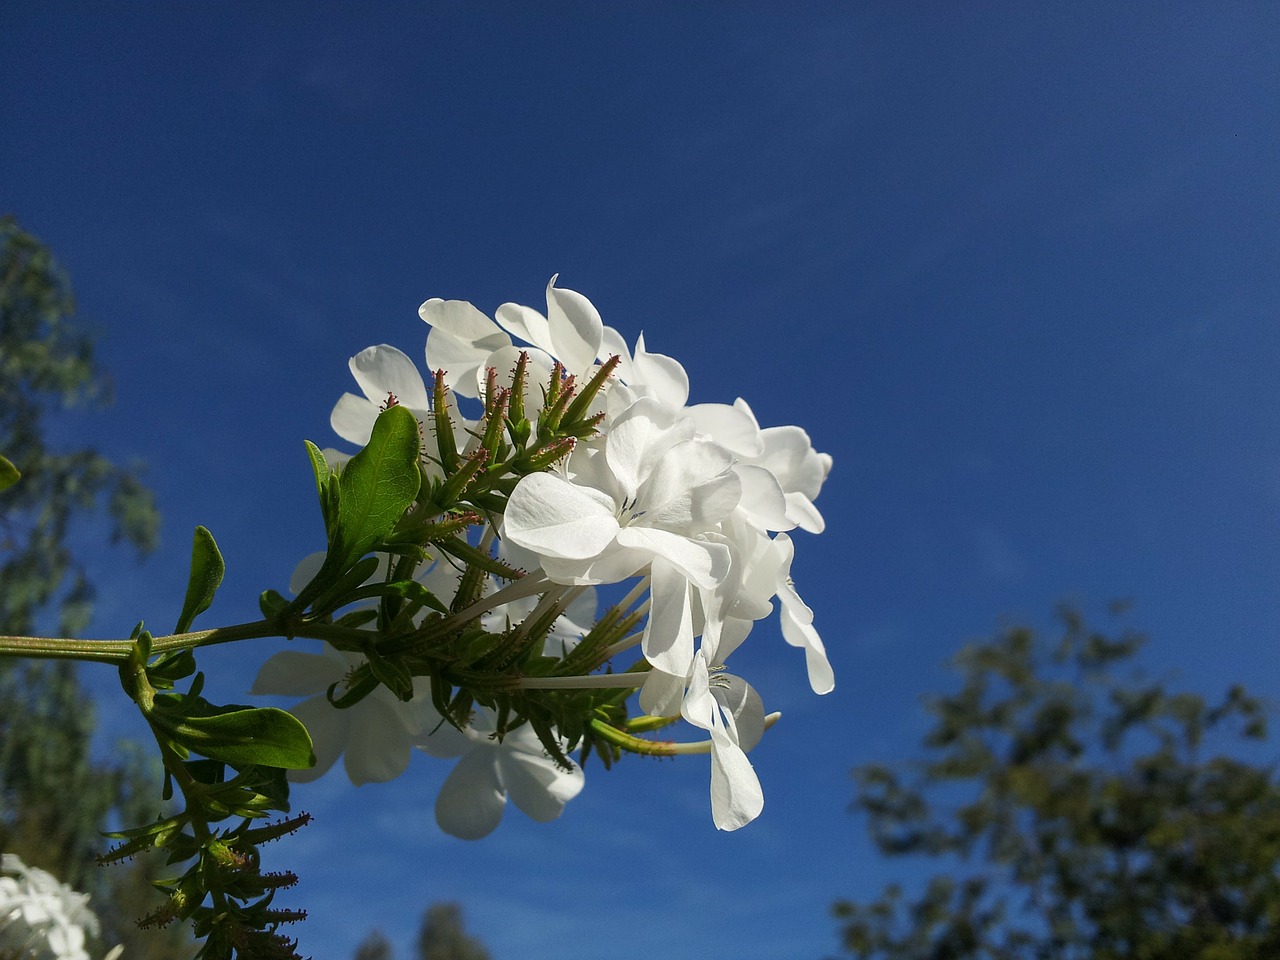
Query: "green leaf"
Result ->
[[161, 705, 315, 770], [175, 526, 224, 633], [305, 439, 339, 530], [332, 405, 422, 565], [0, 454, 19, 491]]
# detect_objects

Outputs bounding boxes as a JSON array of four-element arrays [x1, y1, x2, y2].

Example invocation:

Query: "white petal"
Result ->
[[774, 533, 815, 623], [641, 558, 697, 676], [639, 439, 740, 533], [615, 527, 730, 590], [251, 650, 343, 697], [344, 697, 415, 785], [288, 552, 328, 598], [604, 400, 693, 500], [781, 610, 835, 695], [434, 747, 507, 840], [347, 344, 431, 411], [545, 275, 603, 375], [414, 715, 476, 759], [504, 473, 620, 560], [711, 674, 767, 752], [500, 729, 585, 822], [734, 464, 794, 532], [330, 392, 380, 446], [688, 400, 764, 457], [640, 668, 686, 716], [494, 301, 553, 354], [284, 696, 347, 783], [784, 492, 826, 534], [631, 332, 690, 408], [597, 325, 634, 378], [709, 725, 764, 830], [419, 297, 506, 345], [539, 547, 649, 586]]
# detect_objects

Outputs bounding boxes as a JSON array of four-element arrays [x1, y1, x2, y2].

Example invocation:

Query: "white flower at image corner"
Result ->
[[0, 854, 117, 960], [250, 646, 434, 786], [503, 398, 740, 676], [415, 707, 585, 840]]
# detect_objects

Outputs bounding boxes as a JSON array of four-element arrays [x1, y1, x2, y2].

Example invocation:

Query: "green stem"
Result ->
[[0, 618, 383, 665]]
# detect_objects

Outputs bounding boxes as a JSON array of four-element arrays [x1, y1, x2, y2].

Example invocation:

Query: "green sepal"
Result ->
[[309, 554, 381, 616], [346, 578, 448, 614], [334, 608, 379, 629], [436, 535, 524, 579], [175, 526, 224, 634], [258, 589, 289, 620], [0, 454, 19, 492], [147, 648, 197, 689], [365, 650, 415, 702]]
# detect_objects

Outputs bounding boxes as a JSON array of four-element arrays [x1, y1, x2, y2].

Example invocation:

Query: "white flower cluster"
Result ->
[[255, 277, 831, 833], [0, 855, 119, 960]]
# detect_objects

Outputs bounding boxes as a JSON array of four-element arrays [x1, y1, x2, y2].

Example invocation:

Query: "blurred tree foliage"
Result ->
[[0, 216, 189, 957], [833, 608, 1280, 960], [0, 213, 158, 637], [353, 903, 491, 960]]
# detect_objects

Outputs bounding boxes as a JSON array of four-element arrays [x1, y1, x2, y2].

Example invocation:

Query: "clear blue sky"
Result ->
[[4, 5, 1279, 959]]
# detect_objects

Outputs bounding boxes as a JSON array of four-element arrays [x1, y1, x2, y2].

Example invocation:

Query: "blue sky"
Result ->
[[3, 4, 1280, 959]]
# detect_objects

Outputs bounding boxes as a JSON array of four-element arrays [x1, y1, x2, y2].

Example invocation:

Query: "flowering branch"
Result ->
[[0, 275, 833, 960]]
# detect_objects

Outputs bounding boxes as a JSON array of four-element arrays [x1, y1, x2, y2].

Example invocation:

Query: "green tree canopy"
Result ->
[[0, 213, 158, 637], [0, 217, 186, 957], [833, 607, 1280, 960], [351, 903, 491, 960]]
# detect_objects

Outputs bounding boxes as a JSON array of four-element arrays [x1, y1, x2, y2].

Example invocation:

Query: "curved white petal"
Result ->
[[688, 400, 764, 457], [344, 697, 415, 785], [640, 558, 697, 676], [251, 650, 343, 697], [330, 392, 381, 446], [545, 275, 603, 375], [615, 527, 729, 590], [709, 725, 764, 831], [348, 344, 431, 411], [784, 491, 826, 534], [631, 332, 690, 409], [500, 730, 585, 822], [734, 464, 794, 532], [639, 439, 739, 533], [504, 472, 620, 560], [434, 747, 507, 840], [284, 696, 348, 783], [781, 611, 835, 695], [414, 715, 476, 759], [639, 668, 686, 716], [494, 301, 553, 354]]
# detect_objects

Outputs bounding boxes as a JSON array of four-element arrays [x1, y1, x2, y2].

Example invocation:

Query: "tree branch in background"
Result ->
[[833, 606, 1280, 960]]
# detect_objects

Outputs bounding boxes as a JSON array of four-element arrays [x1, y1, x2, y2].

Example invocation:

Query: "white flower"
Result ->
[[421, 275, 603, 399], [503, 399, 739, 675], [329, 344, 431, 447], [0, 855, 101, 960], [415, 707, 585, 840], [250, 647, 434, 785]]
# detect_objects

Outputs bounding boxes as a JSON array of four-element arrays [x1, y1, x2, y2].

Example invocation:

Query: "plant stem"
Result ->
[[0, 618, 382, 665]]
